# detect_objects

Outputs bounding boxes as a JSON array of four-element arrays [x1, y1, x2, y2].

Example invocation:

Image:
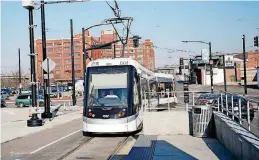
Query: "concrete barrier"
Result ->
[[143, 111, 189, 135], [213, 112, 259, 160]]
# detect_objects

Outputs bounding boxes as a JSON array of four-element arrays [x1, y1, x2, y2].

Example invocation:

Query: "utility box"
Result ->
[[191, 105, 213, 138]]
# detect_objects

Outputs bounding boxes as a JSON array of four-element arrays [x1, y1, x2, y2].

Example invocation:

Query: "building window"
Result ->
[[75, 58, 80, 62], [65, 65, 71, 68], [55, 65, 62, 69], [47, 48, 53, 52], [55, 70, 61, 74], [64, 47, 70, 51], [46, 43, 53, 46], [55, 47, 62, 52], [64, 53, 71, 57], [64, 70, 71, 73], [74, 42, 80, 46], [75, 64, 80, 68], [55, 59, 62, 63], [56, 53, 62, 57], [54, 42, 62, 46], [74, 46, 80, 51], [74, 52, 81, 56], [64, 42, 70, 46], [65, 59, 71, 63]]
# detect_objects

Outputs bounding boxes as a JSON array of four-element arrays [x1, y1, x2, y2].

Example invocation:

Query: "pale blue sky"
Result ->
[[1, 1, 259, 73]]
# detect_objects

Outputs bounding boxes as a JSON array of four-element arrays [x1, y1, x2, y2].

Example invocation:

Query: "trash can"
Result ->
[[192, 105, 213, 138]]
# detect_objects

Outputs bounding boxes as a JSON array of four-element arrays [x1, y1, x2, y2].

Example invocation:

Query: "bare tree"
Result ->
[[1, 69, 29, 89]]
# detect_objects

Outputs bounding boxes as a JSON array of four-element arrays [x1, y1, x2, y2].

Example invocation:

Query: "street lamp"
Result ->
[[182, 40, 213, 93], [22, 0, 43, 126], [39, 0, 89, 118]]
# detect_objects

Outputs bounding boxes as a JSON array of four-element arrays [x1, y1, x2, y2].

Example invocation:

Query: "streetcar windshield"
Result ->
[[87, 66, 129, 107]]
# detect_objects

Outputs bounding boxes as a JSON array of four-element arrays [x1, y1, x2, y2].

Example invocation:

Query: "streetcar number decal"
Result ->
[[120, 61, 128, 65], [103, 115, 109, 118]]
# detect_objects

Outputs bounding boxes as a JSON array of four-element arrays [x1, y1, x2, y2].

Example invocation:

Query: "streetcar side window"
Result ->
[[133, 74, 140, 113]]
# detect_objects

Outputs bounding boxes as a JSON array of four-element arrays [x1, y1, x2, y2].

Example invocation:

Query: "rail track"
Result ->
[[57, 136, 130, 160]]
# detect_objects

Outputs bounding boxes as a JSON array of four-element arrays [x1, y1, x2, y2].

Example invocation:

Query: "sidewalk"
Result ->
[[5, 96, 83, 103], [1, 106, 83, 143], [125, 135, 234, 160]]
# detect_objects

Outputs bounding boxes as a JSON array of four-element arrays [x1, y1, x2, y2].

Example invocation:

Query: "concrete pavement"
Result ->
[[1, 106, 82, 143]]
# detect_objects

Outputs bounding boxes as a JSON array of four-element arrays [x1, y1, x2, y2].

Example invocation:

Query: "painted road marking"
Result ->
[[30, 129, 81, 154]]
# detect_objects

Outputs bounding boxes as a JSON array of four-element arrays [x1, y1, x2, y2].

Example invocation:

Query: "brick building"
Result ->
[[35, 29, 155, 83]]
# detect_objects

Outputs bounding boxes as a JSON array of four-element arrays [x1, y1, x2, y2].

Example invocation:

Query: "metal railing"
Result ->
[[143, 89, 259, 136], [143, 91, 211, 112], [217, 91, 259, 133]]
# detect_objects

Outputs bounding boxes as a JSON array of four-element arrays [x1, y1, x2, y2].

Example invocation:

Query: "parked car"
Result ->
[[212, 94, 255, 121], [1, 96, 6, 107], [2, 88, 12, 95], [195, 93, 220, 105], [1, 91, 9, 100], [15, 94, 45, 107]]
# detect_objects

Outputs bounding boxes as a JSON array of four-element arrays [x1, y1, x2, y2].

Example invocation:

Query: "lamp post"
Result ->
[[39, 0, 88, 117], [242, 35, 247, 95], [22, 0, 43, 126], [182, 40, 213, 93], [18, 48, 22, 94]]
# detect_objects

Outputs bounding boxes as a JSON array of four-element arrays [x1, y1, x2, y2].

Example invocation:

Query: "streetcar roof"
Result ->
[[87, 58, 155, 79]]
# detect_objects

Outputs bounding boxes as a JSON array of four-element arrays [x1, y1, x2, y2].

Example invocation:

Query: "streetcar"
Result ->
[[83, 58, 158, 135], [154, 73, 177, 104]]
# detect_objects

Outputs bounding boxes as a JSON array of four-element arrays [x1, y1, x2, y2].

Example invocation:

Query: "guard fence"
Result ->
[[143, 90, 259, 136]]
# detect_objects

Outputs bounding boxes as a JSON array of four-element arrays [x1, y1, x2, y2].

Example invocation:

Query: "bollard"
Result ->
[[167, 91, 170, 111], [192, 92, 195, 106], [226, 94, 228, 116], [239, 98, 242, 125], [217, 97, 220, 112], [247, 101, 250, 131], [144, 92, 147, 112], [234, 95, 235, 120], [221, 93, 223, 113]]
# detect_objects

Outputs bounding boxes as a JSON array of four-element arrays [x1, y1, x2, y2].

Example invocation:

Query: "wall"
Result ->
[[213, 112, 259, 160], [204, 68, 224, 85], [143, 111, 189, 135]]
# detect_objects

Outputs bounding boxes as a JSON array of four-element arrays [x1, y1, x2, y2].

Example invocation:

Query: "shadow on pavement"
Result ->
[[123, 140, 198, 160], [202, 138, 236, 160]]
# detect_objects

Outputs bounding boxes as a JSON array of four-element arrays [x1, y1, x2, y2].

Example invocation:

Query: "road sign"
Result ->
[[224, 55, 234, 67], [44, 73, 54, 79], [41, 58, 56, 73], [201, 49, 209, 63]]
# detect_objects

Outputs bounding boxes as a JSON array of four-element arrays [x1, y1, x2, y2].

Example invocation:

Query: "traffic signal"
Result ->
[[85, 51, 88, 59], [254, 36, 258, 47], [133, 35, 141, 48], [180, 58, 184, 68], [183, 81, 189, 103]]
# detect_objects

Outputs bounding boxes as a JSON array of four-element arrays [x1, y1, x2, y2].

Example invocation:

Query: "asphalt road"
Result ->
[[1, 119, 85, 160]]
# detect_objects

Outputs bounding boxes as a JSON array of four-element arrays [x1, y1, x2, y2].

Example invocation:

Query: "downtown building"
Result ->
[[35, 29, 155, 84]]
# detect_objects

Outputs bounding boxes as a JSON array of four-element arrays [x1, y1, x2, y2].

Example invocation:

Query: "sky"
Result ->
[[1, 0, 259, 74]]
